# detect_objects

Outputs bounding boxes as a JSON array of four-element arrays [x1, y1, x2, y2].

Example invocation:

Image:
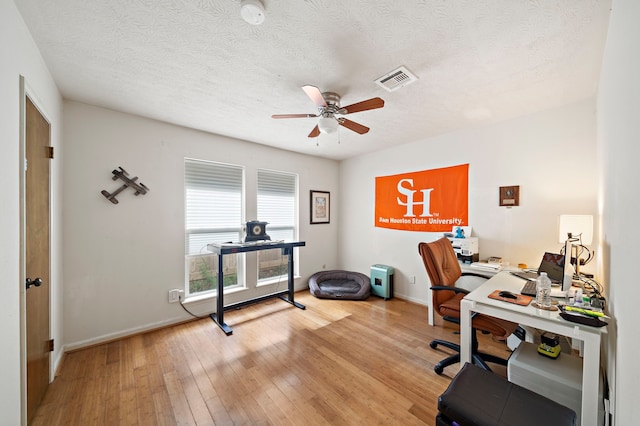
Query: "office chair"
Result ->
[[418, 238, 518, 375]]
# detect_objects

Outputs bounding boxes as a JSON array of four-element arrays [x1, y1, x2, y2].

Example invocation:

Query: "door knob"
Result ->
[[26, 277, 43, 289]]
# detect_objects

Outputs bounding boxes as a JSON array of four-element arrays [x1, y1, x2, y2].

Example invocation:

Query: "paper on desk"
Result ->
[[469, 261, 503, 271]]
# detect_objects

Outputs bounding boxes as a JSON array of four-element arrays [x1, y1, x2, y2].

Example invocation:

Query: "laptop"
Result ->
[[511, 252, 566, 296]]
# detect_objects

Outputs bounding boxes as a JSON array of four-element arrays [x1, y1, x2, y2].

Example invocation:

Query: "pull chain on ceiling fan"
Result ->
[[272, 85, 384, 138]]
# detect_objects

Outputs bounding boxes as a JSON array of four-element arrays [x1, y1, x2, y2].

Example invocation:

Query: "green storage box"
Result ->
[[370, 264, 394, 300]]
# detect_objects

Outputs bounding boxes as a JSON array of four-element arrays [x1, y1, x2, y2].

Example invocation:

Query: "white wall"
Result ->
[[62, 101, 339, 348], [0, 0, 63, 424], [597, 0, 640, 422], [5, 0, 630, 423], [339, 99, 598, 305]]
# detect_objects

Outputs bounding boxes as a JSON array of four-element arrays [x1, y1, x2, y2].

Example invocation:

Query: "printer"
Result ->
[[447, 236, 479, 263]]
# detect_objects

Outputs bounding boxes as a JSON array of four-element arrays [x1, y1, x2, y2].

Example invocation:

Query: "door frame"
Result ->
[[19, 75, 54, 425]]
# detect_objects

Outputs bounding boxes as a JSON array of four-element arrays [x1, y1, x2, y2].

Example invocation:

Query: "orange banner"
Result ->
[[375, 164, 468, 232]]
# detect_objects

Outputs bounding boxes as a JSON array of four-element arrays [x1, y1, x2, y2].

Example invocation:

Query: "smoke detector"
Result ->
[[240, 0, 265, 25]]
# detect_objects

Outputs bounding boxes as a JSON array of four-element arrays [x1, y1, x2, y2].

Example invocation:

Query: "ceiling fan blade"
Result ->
[[302, 85, 327, 108], [271, 113, 318, 119], [308, 125, 320, 138], [340, 97, 385, 114], [339, 118, 370, 134]]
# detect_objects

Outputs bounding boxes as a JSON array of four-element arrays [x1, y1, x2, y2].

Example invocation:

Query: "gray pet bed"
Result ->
[[308, 270, 371, 300]]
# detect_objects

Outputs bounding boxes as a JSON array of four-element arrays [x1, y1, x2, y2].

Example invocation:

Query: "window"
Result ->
[[257, 169, 297, 281], [185, 159, 243, 296]]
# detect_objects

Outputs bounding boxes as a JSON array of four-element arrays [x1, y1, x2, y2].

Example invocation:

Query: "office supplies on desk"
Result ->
[[563, 305, 608, 318], [559, 310, 608, 327], [520, 280, 537, 296], [469, 261, 503, 272], [487, 256, 503, 265], [488, 289, 532, 306], [519, 279, 569, 298], [498, 290, 518, 299], [558, 305, 609, 327]]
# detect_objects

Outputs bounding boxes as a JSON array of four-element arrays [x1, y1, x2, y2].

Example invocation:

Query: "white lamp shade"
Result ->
[[240, 0, 265, 25], [558, 215, 593, 244], [318, 116, 338, 134]]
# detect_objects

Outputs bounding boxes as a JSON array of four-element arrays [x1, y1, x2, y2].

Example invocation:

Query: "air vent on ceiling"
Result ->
[[374, 66, 418, 92]]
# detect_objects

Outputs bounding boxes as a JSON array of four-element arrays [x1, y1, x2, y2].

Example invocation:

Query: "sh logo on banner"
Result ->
[[396, 179, 433, 217]]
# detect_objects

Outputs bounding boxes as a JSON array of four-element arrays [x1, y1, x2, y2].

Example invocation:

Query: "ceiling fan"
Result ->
[[271, 85, 384, 138]]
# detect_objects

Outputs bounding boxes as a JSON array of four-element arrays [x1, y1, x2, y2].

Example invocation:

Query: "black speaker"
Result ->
[[245, 221, 270, 242]]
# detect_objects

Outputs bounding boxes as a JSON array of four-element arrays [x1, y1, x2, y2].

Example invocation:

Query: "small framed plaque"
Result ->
[[499, 185, 520, 207]]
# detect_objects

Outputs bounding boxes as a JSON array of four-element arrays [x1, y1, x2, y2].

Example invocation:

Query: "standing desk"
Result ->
[[206, 241, 305, 335], [459, 271, 606, 426]]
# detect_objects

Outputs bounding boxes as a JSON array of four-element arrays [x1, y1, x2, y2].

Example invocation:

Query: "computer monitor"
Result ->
[[538, 252, 572, 292], [538, 252, 564, 281], [512, 251, 572, 292]]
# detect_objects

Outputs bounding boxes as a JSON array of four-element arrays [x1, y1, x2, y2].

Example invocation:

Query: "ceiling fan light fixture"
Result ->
[[318, 116, 338, 134], [240, 0, 265, 25]]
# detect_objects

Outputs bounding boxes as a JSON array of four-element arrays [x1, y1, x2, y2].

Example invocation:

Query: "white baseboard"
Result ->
[[63, 314, 196, 352], [64, 290, 428, 352]]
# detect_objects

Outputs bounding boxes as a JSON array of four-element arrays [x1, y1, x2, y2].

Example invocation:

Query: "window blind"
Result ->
[[185, 158, 243, 255], [257, 169, 296, 241]]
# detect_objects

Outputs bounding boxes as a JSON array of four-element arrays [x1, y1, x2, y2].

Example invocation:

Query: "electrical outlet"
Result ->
[[411, 275, 416, 284], [168, 289, 181, 303]]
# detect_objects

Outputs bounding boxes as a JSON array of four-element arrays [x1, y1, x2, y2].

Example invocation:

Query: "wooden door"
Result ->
[[25, 96, 51, 423]]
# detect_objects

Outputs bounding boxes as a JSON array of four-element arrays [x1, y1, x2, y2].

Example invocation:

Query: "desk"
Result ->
[[207, 241, 306, 335], [460, 271, 605, 426]]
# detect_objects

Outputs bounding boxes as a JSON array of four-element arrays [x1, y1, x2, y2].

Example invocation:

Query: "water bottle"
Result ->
[[536, 272, 552, 308]]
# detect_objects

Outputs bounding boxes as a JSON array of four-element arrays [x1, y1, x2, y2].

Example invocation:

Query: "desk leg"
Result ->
[[459, 298, 473, 368], [210, 252, 233, 335], [580, 333, 602, 426], [277, 247, 305, 310]]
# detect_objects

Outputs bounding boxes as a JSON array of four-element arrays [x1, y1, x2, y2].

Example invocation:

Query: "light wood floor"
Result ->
[[32, 292, 511, 425]]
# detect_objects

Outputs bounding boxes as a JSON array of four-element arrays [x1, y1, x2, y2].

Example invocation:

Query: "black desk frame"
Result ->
[[206, 241, 306, 335]]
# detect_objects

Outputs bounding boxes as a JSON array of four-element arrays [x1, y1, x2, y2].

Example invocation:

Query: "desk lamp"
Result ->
[[558, 215, 594, 277]]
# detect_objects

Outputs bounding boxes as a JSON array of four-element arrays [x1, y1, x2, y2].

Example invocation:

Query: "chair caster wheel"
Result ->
[[430, 341, 438, 349], [434, 365, 444, 375]]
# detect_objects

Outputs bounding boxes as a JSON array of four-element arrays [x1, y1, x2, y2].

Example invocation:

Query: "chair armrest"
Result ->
[[444, 312, 480, 323], [460, 272, 491, 280], [430, 285, 470, 295]]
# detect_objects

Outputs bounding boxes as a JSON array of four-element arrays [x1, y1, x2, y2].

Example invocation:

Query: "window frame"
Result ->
[[256, 168, 299, 284], [184, 158, 245, 297]]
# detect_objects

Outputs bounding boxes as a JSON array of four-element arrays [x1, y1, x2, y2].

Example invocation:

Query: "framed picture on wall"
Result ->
[[310, 190, 330, 224]]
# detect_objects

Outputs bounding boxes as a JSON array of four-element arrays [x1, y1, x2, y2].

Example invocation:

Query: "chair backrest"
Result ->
[[419, 238, 518, 339], [418, 238, 462, 309]]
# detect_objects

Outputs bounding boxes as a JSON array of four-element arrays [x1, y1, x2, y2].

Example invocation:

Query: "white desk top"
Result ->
[[460, 271, 606, 426], [464, 271, 607, 336]]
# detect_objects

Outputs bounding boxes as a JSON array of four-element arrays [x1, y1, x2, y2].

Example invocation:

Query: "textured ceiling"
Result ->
[[16, 0, 612, 160]]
